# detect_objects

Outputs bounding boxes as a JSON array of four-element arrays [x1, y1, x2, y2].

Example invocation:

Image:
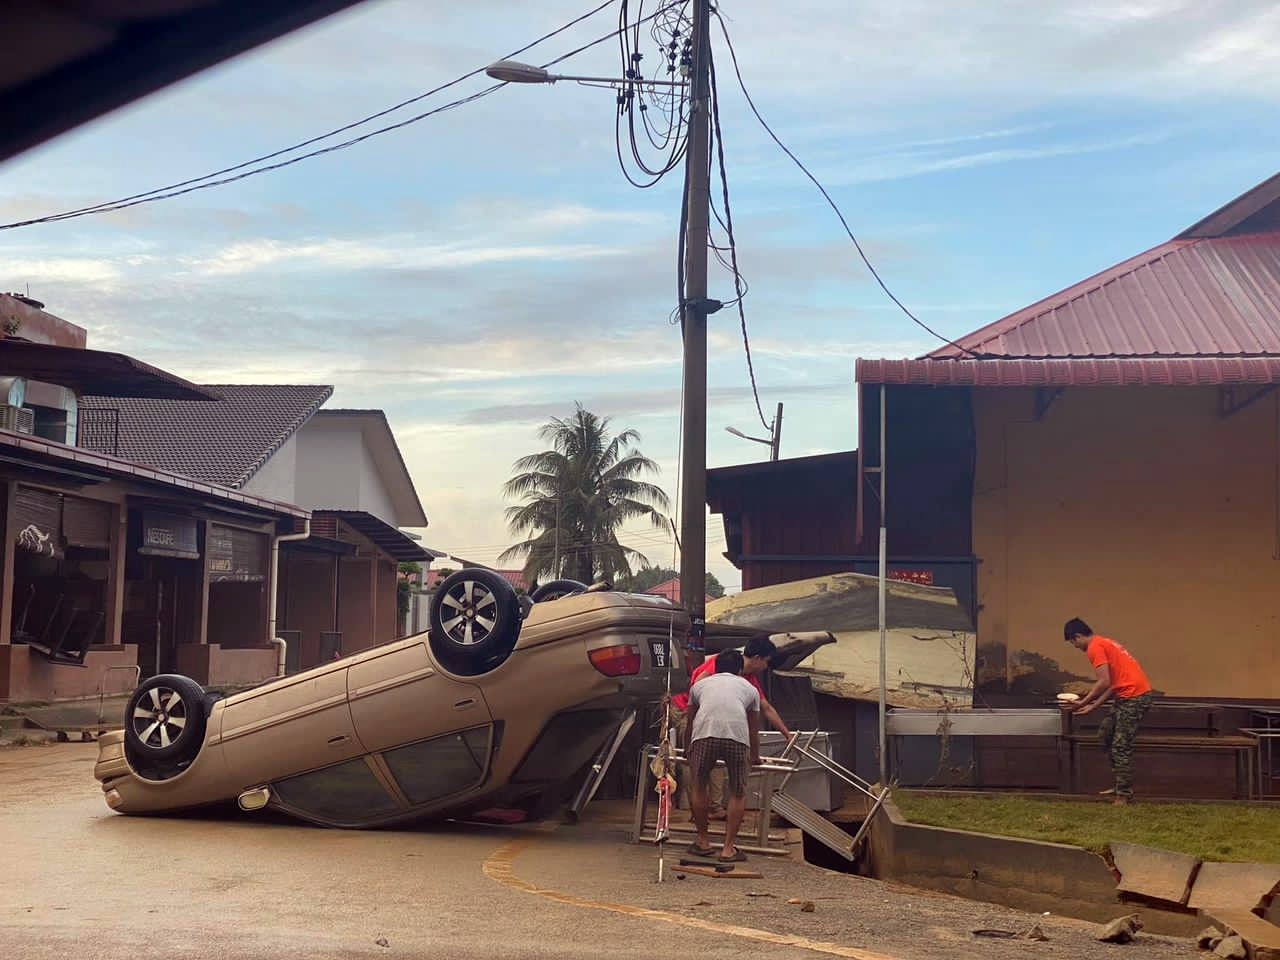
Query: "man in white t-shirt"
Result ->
[[684, 648, 762, 864]]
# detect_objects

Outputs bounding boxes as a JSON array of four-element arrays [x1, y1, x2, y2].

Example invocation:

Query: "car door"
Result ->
[[219, 662, 362, 789], [346, 641, 491, 755]]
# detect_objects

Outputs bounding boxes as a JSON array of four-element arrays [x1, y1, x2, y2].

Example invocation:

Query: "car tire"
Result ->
[[124, 674, 208, 768], [530, 579, 588, 602], [429, 568, 522, 674]]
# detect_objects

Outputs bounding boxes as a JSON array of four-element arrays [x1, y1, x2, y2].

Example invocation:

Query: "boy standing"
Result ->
[[1062, 617, 1154, 804], [684, 649, 761, 863]]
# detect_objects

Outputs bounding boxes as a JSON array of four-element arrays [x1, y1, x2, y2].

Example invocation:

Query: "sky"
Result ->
[[2, 0, 1279, 591]]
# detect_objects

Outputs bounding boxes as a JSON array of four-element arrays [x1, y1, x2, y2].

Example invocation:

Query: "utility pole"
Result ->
[[678, 0, 713, 648], [769, 401, 783, 461]]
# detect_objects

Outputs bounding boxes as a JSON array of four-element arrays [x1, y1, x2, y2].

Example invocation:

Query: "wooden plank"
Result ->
[[676, 864, 764, 880]]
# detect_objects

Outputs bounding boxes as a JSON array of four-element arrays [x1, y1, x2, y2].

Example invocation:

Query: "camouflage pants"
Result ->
[[1098, 692, 1153, 798]]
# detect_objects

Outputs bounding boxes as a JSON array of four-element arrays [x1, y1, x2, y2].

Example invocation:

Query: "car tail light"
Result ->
[[589, 643, 642, 677]]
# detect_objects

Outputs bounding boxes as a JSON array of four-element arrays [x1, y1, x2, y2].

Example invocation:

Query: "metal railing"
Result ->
[[1241, 726, 1280, 800]]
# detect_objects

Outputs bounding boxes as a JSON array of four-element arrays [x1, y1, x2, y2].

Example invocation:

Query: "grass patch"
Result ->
[[892, 792, 1280, 863]]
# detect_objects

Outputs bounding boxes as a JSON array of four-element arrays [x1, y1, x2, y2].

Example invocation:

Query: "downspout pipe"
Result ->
[[268, 516, 311, 676]]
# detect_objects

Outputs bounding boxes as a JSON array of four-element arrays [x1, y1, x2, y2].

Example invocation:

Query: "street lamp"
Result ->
[[725, 402, 783, 461], [485, 59, 685, 88], [487, 0, 714, 648]]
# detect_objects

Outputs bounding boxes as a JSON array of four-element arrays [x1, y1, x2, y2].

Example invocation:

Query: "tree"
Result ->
[[705, 570, 725, 599], [611, 565, 725, 598], [500, 404, 670, 585], [615, 565, 678, 594]]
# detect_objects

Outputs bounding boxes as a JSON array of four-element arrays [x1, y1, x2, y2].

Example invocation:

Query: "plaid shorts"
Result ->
[[687, 737, 750, 797]]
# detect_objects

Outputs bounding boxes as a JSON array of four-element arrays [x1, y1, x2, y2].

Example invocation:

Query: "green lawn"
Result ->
[[892, 792, 1280, 863]]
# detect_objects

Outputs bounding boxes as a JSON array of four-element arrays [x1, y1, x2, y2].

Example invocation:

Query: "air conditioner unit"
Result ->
[[0, 404, 34, 434]]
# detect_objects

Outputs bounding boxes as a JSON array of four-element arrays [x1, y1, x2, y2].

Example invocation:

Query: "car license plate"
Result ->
[[649, 639, 669, 669]]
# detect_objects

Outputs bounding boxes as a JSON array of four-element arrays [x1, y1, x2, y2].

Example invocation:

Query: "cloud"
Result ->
[[188, 235, 628, 276]]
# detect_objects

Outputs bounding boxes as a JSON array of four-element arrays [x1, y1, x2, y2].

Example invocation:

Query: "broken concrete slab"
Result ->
[[1214, 935, 1248, 960], [705, 573, 976, 708], [1098, 914, 1143, 943], [1109, 841, 1200, 906], [1205, 908, 1280, 960], [1189, 862, 1280, 914]]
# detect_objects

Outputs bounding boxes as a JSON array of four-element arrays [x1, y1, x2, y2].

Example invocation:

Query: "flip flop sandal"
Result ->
[[717, 849, 748, 863], [686, 843, 717, 858]]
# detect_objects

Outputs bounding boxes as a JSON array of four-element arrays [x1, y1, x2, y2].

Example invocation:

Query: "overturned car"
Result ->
[[94, 569, 688, 828]]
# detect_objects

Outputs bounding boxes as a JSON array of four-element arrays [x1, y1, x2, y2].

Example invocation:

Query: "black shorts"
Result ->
[[687, 737, 750, 797]]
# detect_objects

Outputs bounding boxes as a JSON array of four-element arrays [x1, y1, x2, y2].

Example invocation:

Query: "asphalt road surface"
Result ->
[[0, 744, 1194, 960]]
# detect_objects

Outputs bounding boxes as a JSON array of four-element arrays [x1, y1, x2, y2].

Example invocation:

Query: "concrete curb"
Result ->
[[864, 793, 1207, 937]]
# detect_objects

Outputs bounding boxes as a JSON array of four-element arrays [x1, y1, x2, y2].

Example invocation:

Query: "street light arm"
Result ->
[[485, 59, 685, 87], [725, 425, 771, 445]]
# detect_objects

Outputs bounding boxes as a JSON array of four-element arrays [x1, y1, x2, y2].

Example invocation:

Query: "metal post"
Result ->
[[678, 0, 712, 627], [769, 401, 783, 461], [553, 497, 561, 579], [878, 384, 888, 784]]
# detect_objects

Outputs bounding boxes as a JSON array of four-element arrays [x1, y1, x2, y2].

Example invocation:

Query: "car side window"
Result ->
[[383, 726, 492, 805], [272, 757, 398, 822]]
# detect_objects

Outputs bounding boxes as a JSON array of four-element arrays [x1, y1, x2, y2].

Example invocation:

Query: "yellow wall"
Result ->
[[973, 385, 1280, 700]]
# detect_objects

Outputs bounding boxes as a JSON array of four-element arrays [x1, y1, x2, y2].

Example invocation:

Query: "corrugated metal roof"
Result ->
[[857, 356, 1280, 387], [0, 338, 218, 399], [80, 384, 333, 488], [316, 510, 432, 563], [928, 234, 1280, 361]]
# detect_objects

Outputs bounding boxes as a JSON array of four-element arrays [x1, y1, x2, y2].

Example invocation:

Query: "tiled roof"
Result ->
[[79, 384, 333, 488]]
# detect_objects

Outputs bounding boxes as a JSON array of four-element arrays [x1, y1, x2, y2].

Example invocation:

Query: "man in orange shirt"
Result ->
[[1063, 617, 1154, 804]]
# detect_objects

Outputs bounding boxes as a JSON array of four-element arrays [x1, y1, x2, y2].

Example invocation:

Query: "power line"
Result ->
[[706, 38, 770, 432], [712, 12, 982, 359], [0, 0, 683, 231]]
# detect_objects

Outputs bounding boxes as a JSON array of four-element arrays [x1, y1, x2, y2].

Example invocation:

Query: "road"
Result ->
[[0, 744, 1194, 960]]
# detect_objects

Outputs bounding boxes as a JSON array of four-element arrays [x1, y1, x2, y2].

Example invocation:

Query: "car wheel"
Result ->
[[429, 568, 522, 674], [530, 579, 587, 602], [124, 674, 208, 768]]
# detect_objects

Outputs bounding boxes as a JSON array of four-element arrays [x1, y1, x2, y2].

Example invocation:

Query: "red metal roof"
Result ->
[[425, 567, 528, 591], [857, 356, 1280, 387], [0, 428, 307, 518], [928, 235, 1280, 361], [645, 577, 711, 604]]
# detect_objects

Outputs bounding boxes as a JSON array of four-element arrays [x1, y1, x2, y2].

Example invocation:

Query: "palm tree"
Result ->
[[500, 404, 670, 585]]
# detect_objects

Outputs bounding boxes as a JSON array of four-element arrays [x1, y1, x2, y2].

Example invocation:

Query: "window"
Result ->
[[272, 757, 398, 823], [511, 710, 620, 784], [383, 726, 492, 805]]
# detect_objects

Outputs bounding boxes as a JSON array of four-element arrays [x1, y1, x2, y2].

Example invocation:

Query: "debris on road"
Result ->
[[1198, 925, 1225, 950], [1097, 915, 1143, 944], [374, 937, 390, 948], [1212, 935, 1247, 959], [799, 901, 815, 913], [973, 924, 1050, 942]]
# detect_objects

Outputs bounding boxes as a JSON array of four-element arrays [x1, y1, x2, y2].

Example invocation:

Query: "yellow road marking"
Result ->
[[482, 832, 896, 960]]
